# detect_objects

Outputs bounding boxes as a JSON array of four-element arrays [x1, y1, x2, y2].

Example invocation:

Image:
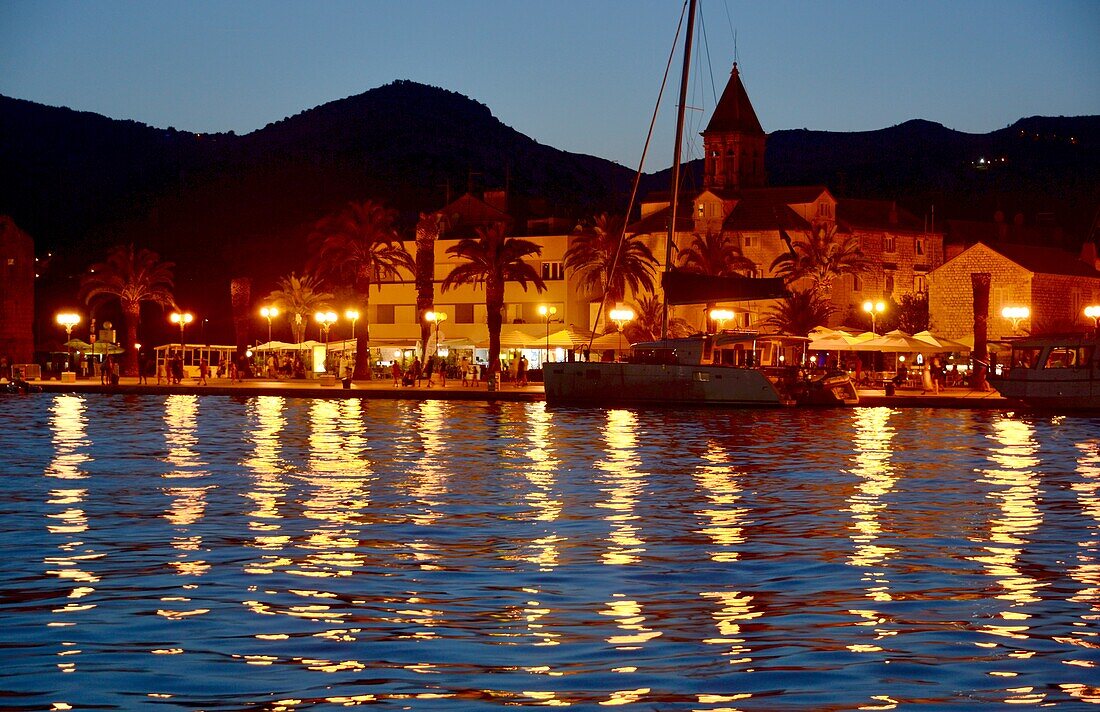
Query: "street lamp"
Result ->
[[315, 311, 337, 374], [709, 307, 734, 332], [538, 304, 559, 365], [863, 300, 885, 335], [344, 309, 359, 343], [260, 306, 279, 344], [425, 310, 448, 357], [169, 311, 194, 352], [56, 312, 81, 372], [1084, 305, 1100, 333], [1001, 305, 1030, 334], [609, 304, 635, 355]]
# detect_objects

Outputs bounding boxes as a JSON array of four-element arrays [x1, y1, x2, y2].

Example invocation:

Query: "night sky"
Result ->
[[1, 0, 1097, 168]]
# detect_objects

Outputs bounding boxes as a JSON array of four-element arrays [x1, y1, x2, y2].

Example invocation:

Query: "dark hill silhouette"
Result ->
[[1, 80, 1097, 343]]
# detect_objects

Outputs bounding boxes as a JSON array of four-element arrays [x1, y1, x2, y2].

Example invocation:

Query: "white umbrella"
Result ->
[[851, 330, 945, 354], [913, 330, 972, 352]]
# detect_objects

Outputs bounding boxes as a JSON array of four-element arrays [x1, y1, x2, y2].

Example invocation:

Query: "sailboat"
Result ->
[[543, 0, 858, 408]]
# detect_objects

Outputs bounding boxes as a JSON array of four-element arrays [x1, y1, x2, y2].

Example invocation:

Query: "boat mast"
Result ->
[[662, 0, 697, 342]]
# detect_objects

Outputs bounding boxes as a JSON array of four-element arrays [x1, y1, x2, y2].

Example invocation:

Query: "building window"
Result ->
[[743, 235, 753, 248], [455, 303, 475, 324], [541, 261, 564, 281], [375, 304, 395, 324], [884, 235, 896, 252], [914, 274, 927, 293], [852, 275, 863, 292], [915, 237, 925, 256], [885, 273, 895, 295]]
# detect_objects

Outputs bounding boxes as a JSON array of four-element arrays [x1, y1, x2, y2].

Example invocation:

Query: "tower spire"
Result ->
[[700, 61, 766, 190]]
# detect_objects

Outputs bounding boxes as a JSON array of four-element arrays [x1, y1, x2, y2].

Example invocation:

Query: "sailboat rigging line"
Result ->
[[698, 2, 720, 105], [585, 0, 689, 353], [662, 0, 698, 342]]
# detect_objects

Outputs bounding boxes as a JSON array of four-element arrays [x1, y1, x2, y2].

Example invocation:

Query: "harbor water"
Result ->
[[1, 394, 1098, 709]]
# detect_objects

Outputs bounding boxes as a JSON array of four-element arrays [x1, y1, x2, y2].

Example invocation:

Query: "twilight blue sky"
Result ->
[[1, 0, 1097, 169]]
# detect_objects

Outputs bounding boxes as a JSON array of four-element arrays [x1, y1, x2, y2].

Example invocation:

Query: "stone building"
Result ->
[[927, 241, 1100, 341], [0, 215, 35, 366], [629, 63, 943, 328]]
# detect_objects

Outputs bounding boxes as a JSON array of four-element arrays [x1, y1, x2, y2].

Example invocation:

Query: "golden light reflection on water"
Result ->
[[290, 399, 372, 578], [519, 405, 563, 570], [162, 396, 211, 581], [597, 410, 645, 566], [1062, 439, 1100, 694], [43, 395, 97, 676], [397, 400, 448, 573], [693, 439, 758, 676], [243, 397, 291, 560], [843, 407, 898, 654], [972, 417, 1046, 703]]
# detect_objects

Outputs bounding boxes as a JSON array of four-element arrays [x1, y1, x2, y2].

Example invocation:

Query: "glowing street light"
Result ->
[[863, 300, 886, 335], [344, 309, 360, 343], [425, 310, 448, 357], [609, 304, 635, 355], [170, 311, 194, 351], [538, 304, 559, 364], [709, 307, 735, 332], [56, 312, 81, 371], [315, 310, 337, 342], [260, 306, 279, 344], [1085, 305, 1100, 333], [1001, 305, 1030, 334]]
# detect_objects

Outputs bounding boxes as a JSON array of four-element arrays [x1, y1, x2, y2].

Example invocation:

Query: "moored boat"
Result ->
[[989, 333, 1100, 409], [544, 331, 858, 407]]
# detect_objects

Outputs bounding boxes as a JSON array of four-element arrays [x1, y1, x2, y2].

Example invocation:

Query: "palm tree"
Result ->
[[310, 200, 415, 378], [266, 272, 333, 344], [770, 225, 870, 299], [565, 213, 658, 330], [762, 288, 835, 336], [441, 223, 546, 391], [79, 244, 175, 377], [623, 293, 693, 343], [415, 211, 445, 360], [676, 230, 756, 332]]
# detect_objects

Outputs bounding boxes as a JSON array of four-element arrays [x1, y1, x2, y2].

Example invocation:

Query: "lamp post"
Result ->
[[709, 307, 734, 333], [315, 311, 337, 371], [609, 304, 635, 356], [260, 306, 279, 344], [169, 311, 194, 352], [425, 310, 447, 357], [863, 300, 885, 335], [56, 312, 81, 372], [1085, 305, 1100, 335], [1001, 305, 1030, 335], [344, 309, 359, 344], [538, 304, 559, 365]]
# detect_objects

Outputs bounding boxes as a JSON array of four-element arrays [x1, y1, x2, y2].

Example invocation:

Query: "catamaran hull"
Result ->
[[543, 362, 791, 407]]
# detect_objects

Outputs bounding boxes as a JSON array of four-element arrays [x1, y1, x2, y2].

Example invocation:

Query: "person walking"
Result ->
[[424, 354, 435, 388], [460, 356, 470, 386], [139, 354, 150, 385], [411, 357, 422, 387], [517, 355, 528, 387], [391, 360, 403, 387], [198, 357, 209, 385]]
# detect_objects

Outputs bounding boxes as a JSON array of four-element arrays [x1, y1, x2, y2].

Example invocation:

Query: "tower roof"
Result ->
[[702, 63, 764, 136]]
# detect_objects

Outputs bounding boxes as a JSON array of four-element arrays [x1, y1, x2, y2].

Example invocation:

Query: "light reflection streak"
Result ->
[[162, 396, 211, 582], [972, 416, 1046, 703], [243, 397, 292, 569], [398, 400, 448, 571], [289, 399, 372, 579], [596, 410, 645, 566], [43, 395, 97, 674], [1062, 440, 1100, 695], [843, 407, 898, 653], [519, 405, 563, 570], [693, 439, 758, 674]]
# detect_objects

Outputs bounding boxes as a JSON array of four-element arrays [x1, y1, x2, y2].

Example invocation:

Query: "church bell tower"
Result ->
[[702, 63, 767, 190]]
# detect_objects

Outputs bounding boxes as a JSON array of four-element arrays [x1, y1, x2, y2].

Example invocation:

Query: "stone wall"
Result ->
[[928, 243, 1032, 341]]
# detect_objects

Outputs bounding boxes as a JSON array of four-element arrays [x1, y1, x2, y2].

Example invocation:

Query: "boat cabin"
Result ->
[[628, 331, 807, 368], [998, 334, 1098, 375]]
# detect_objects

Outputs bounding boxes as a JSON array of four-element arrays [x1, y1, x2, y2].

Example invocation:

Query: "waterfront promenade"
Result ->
[[33, 376, 1012, 408]]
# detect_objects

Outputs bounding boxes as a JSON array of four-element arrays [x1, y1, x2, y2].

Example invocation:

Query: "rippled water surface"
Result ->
[[1, 394, 1099, 710]]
